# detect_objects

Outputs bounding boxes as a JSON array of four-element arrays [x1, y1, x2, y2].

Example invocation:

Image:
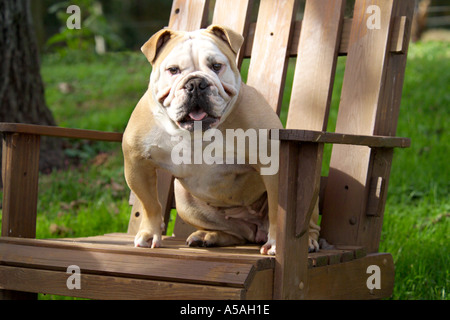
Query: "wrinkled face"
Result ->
[[150, 30, 241, 132]]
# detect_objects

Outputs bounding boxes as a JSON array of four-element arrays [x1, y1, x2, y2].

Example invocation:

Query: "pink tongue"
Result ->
[[189, 111, 207, 121]]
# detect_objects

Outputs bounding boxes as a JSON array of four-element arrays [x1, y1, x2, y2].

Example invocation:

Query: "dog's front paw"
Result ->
[[308, 237, 320, 253], [134, 230, 162, 248], [260, 238, 276, 255]]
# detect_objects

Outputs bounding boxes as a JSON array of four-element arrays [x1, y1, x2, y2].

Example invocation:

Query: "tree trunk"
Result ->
[[0, 0, 63, 181]]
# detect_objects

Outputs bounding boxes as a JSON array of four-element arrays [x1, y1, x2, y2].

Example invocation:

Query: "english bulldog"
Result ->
[[122, 25, 320, 255]]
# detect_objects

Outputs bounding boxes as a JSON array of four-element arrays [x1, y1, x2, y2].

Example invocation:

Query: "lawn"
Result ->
[[0, 41, 448, 300]]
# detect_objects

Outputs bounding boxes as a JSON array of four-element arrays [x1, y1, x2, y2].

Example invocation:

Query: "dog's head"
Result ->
[[142, 25, 244, 132]]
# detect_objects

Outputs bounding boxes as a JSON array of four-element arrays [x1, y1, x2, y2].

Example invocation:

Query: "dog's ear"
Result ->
[[206, 25, 244, 55], [141, 28, 176, 65]]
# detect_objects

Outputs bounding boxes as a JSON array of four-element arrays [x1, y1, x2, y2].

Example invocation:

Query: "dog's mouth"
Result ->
[[177, 109, 220, 131]]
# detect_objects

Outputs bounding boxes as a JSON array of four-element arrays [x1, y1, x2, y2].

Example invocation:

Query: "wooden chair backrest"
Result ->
[[128, 0, 414, 253]]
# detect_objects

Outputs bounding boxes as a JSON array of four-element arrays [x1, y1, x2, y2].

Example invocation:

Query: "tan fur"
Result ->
[[123, 25, 320, 254]]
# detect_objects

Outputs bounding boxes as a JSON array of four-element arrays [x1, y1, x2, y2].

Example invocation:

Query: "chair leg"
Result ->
[[1, 133, 40, 299], [274, 141, 323, 299], [1, 133, 40, 238]]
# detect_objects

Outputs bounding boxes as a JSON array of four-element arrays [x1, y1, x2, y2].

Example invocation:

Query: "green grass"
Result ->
[[26, 51, 151, 241], [0, 41, 448, 300], [43, 51, 150, 132], [35, 152, 131, 239], [378, 41, 449, 300]]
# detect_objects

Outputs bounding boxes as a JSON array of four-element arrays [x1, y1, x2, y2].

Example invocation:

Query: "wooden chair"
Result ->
[[0, 0, 414, 300]]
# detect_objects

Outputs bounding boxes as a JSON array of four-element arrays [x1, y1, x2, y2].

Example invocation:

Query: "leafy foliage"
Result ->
[[46, 0, 123, 55]]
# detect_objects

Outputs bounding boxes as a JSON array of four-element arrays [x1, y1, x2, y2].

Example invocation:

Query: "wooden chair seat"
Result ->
[[0, 234, 393, 299]]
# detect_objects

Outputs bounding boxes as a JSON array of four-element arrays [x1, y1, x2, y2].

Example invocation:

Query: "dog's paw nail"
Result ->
[[267, 246, 276, 255], [135, 241, 150, 248], [151, 242, 160, 249], [151, 235, 162, 248], [135, 230, 161, 248], [308, 238, 320, 253], [187, 239, 203, 247], [260, 241, 276, 255], [186, 233, 207, 247]]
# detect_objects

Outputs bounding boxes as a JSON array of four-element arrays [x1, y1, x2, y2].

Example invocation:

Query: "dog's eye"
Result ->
[[211, 63, 222, 73], [168, 67, 180, 75]]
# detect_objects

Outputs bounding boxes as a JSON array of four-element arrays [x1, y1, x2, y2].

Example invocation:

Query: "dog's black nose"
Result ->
[[185, 78, 209, 92]]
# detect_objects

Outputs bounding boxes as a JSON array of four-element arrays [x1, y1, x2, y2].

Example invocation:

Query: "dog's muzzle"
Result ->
[[177, 77, 221, 131]]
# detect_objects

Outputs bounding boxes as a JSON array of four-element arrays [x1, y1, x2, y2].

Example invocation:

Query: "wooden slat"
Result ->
[[212, 0, 252, 32], [310, 250, 342, 266], [1, 133, 40, 238], [334, 245, 367, 260], [308, 252, 329, 268], [246, 0, 297, 114], [314, 249, 355, 264], [2, 252, 381, 300], [212, 0, 253, 68], [274, 141, 309, 299], [244, 269, 273, 300], [1, 236, 273, 270], [295, 142, 323, 237], [286, 0, 345, 131], [0, 242, 256, 288], [172, 214, 197, 238], [337, 18, 353, 56], [321, 0, 415, 252], [277, 129, 411, 148], [242, 16, 409, 59], [0, 265, 243, 300], [365, 148, 394, 217], [356, 2, 414, 251], [31, 234, 368, 270], [0, 123, 122, 142], [1, 133, 6, 184], [391, 16, 408, 54], [148, 0, 211, 240], [335, 0, 397, 136], [320, 0, 396, 251], [307, 253, 395, 300], [340, 16, 409, 55], [375, 2, 415, 137], [168, 0, 209, 31]]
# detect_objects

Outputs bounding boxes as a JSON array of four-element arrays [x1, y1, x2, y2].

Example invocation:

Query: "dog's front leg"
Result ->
[[124, 158, 163, 248], [259, 173, 279, 255]]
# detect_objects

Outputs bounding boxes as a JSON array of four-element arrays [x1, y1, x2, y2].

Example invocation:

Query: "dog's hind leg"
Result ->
[[186, 230, 245, 247]]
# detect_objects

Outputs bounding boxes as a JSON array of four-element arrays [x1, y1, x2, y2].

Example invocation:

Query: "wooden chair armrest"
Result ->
[[0, 123, 123, 142], [1, 123, 122, 239], [274, 129, 410, 148], [273, 128, 409, 249]]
